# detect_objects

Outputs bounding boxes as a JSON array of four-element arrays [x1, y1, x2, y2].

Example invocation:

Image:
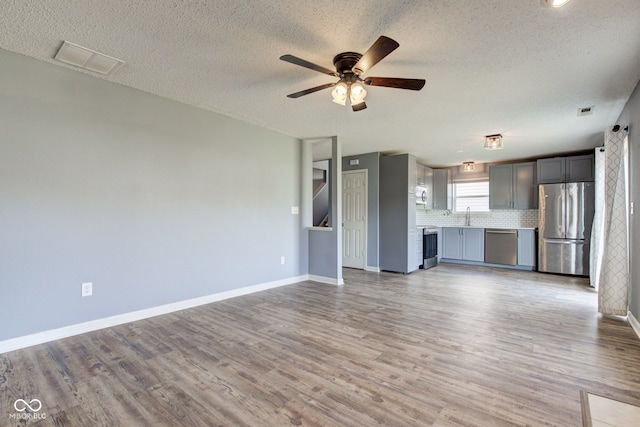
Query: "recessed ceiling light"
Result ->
[[54, 41, 124, 76], [540, 0, 571, 8]]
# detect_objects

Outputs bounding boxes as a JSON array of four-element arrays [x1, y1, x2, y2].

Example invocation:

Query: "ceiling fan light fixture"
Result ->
[[484, 134, 504, 150], [331, 82, 348, 105], [349, 82, 367, 104], [281, 35, 424, 111], [351, 101, 367, 112]]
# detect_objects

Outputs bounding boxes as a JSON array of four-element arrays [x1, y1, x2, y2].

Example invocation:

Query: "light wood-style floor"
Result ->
[[2, 264, 640, 426]]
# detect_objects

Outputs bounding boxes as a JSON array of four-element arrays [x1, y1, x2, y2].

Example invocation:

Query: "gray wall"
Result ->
[[616, 79, 640, 319], [308, 137, 342, 281], [342, 152, 380, 270], [0, 49, 305, 341]]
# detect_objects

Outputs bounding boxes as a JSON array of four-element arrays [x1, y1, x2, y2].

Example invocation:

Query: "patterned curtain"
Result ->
[[589, 147, 605, 290], [597, 126, 629, 316]]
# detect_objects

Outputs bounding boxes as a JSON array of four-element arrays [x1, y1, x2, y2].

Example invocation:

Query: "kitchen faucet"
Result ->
[[465, 206, 471, 226]]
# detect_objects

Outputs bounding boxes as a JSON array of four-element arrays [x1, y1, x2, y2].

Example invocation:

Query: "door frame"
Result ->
[[342, 169, 368, 269]]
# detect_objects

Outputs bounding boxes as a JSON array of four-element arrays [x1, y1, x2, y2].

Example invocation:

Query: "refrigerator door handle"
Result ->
[[556, 187, 565, 237]]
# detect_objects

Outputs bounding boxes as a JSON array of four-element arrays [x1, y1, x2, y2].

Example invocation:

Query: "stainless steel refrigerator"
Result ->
[[538, 182, 595, 275]]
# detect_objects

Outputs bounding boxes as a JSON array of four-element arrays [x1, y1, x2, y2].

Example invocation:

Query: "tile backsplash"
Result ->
[[417, 208, 539, 229]]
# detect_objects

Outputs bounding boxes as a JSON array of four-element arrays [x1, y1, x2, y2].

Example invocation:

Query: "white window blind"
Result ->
[[453, 180, 489, 212]]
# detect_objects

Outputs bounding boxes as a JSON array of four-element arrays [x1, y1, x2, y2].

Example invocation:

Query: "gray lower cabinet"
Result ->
[[442, 227, 462, 259], [443, 227, 535, 269], [415, 230, 424, 269], [462, 228, 484, 261], [380, 154, 419, 273], [441, 227, 484, 262], [537, 154, 594, 183], [517, 229, 536, 267], [489, 162, 536, 210]]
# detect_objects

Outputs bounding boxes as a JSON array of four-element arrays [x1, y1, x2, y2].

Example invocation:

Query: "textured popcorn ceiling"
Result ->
[[1, 0, 639, 166]]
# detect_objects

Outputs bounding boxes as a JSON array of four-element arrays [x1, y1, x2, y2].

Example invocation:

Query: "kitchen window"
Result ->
[[453, 180, 490, 212]]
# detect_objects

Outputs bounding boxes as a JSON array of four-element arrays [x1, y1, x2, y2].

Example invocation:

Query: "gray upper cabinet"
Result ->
[[513, 162, 537, 209], [536, 157, 565, 183], [489, 164, 513, 210], [416, 163, 426, 186], [489, 162, 536, 210], [433, 169, 452, 210], [566, 155, 595, 182], [537, 154, 594, 184]]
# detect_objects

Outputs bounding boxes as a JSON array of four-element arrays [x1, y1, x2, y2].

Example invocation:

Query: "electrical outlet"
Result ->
[[280, 256, 285, 265], [82, 282, 93, 297], [291, 206, 299, 215]]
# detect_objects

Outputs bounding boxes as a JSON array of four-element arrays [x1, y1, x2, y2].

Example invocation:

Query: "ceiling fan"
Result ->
[[280, 36, 425, 112]]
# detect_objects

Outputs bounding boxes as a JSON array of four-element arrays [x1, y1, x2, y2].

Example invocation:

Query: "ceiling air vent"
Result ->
[[54, 41, 124, 76], [577, 106, 594, 117]]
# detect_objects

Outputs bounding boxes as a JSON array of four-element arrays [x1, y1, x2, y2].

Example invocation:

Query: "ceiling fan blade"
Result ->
[[280, 55, 338, 76], [352, 101, 367, 112], [286, 82, 336, 98], [352, 36, 399, 75], [364, 77, 426, 91]]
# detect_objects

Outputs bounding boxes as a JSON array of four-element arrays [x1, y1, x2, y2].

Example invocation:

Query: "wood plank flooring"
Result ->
[[2, 264, 640, 426]]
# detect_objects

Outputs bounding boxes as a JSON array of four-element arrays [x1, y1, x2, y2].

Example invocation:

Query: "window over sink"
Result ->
[[453, 180, 490, 212]]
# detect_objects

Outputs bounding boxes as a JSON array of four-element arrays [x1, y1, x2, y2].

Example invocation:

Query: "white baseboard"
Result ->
[[365, 266, 381, 273], [307, 274, 344, 286], [0, 275, 307, 355], [629, 311, 640, 340]]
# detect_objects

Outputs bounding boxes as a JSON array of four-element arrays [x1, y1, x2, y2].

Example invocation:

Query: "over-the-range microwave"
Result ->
[[416, 186, 430, 205]]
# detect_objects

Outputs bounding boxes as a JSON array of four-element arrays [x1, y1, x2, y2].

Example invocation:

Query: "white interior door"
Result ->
[[342, 170, 367, 269]]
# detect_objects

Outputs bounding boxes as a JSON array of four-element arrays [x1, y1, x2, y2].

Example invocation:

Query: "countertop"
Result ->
[[419, 225, 537, 230]]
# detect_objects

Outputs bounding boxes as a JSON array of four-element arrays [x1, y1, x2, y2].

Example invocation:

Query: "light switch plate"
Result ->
[[291, 206, 299, 214], [81, 282, 93, 297]]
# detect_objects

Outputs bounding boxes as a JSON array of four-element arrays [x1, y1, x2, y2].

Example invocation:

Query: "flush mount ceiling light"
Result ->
[[540, 0, 571, 7], [54, 41, 124, 76], [484, 134, 504, 150], [462, 161, 475, 172]]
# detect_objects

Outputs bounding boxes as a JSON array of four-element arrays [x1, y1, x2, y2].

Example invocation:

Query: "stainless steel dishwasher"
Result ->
[[485, 229, 518, 265]]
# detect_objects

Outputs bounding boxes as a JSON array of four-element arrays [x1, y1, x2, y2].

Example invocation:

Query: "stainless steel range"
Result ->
[[423, 226, 438, 269]]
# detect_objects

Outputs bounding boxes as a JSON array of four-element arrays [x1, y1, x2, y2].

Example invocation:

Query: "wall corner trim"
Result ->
[[629, 311, 640, 341], [365, 266, 381, 273], [307, 274, 344, 286], [0, 275, 308, 354]]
